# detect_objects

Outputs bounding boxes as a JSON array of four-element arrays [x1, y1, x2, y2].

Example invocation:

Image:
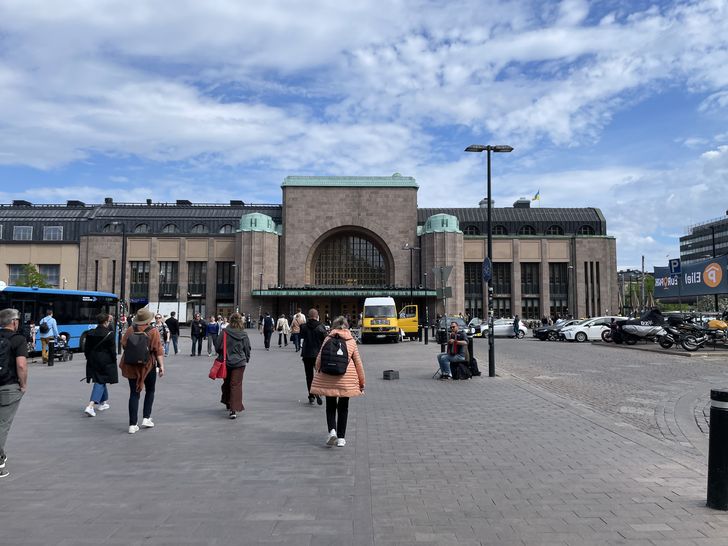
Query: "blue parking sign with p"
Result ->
[[669, 258, 681, 275]]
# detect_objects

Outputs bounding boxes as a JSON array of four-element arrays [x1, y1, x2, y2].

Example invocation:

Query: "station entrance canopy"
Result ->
[[252, 288, 437, 298], [654, 255, 728, 298]]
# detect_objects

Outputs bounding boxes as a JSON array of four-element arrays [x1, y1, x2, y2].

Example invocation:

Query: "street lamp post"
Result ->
[[111, 221, 127, 353], [232, 264, 239, 313], [423, 272, 429, 345], [402, 243, 420, 303], [465, 144, 513, 378]]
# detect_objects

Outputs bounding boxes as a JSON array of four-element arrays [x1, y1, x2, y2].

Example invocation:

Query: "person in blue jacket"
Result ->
[[38, 309, 59, 364]]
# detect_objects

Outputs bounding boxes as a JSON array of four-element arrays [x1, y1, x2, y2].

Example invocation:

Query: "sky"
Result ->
[[1, 0, 727, 270]]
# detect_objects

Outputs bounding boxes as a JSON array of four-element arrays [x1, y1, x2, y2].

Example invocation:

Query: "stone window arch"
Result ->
[[578, 225, 595, 235], [493, 225, 508, 235], [463, 225, 480, 235], [313, 231, 388, 286], [191, 224, 208, 234], [162, 223, 179, 233], [518, 225, 536, 235], [218, 224, 234, 234], [546, 225, 564, 235], [134, 223, 150, 233]]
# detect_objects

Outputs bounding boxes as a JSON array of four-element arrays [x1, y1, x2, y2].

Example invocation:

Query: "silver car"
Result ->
[[472, 317, 528, 338]]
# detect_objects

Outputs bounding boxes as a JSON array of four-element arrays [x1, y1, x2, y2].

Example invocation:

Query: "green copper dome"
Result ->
[[423, 213, 461, 234], [239, 213, 278, 234]]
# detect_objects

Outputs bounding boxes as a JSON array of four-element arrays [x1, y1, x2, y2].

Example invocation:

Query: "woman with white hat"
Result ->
[[120, 308, 165, 434]]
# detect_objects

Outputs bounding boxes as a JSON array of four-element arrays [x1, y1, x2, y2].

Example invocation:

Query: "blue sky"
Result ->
[[1, 0, 727, 270]]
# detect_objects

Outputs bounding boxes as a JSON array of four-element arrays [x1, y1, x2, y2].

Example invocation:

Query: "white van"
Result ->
[[361, 297, 399, 343]]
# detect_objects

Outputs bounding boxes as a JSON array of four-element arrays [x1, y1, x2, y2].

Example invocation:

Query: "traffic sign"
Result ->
[[482, 258, 492, 283], [436, 287, 453, 299], [669, 258, 681, 275], [432, 265, 453, 284]]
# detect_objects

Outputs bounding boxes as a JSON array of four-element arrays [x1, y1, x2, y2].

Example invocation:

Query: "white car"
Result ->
[[561, 316, 621, 342], [470, 317, 528, 338]]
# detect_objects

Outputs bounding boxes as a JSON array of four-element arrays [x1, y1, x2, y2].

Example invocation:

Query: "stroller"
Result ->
[[53, 334, 74, 362]]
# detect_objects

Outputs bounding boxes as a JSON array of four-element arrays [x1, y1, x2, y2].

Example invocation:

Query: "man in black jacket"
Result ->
[[261, 312, 274, 351], [299, 308, 327, 405], [190, 313, 206, 356], [165, 312, 180, 355]]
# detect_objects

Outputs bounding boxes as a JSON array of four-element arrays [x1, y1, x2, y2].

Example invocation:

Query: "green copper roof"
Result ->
[[282, 174, 418, 188], [238, 212, 278, 234], [423, 213, 461, 234]]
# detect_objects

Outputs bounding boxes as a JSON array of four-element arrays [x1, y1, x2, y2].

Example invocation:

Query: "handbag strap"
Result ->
[[223, 331, 227, 361]]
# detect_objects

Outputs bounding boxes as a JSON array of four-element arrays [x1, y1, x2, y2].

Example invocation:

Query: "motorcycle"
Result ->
[[608, 309, 666, 345]]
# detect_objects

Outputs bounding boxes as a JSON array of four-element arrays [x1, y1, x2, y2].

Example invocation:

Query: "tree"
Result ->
[[14, 263, 52, 288]]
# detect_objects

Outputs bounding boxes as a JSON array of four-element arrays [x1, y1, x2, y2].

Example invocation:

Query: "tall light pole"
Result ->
[[423, 272, 429, 345], [111, 221, 127, 353], [465, 144, 513, 378], [402, 243, 420, 303], [232, 264, 239, 313]]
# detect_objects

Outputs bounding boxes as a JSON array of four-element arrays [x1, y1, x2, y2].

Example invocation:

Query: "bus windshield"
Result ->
[[364, 305, 396, 318]]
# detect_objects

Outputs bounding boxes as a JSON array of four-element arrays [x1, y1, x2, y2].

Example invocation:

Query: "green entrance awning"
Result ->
[[252, 288, 437, 298]]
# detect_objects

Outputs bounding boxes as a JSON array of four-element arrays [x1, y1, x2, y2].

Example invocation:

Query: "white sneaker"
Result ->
[[141, 418, 155, 428], [97, 402, 110, 411], [84, 406, 96, 417], [336, 438, 346, 447], [128, 425, 140, 434], [326, 429, 337, 446]]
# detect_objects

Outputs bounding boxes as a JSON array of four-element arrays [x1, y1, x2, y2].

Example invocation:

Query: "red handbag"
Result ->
[[208, 332, 228, 380]]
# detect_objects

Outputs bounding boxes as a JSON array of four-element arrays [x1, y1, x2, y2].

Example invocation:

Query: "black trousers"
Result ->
[[263, 330, 273, 349], [302, 357, 315, 395], [127, 369, 156, 426], [191, 335, 203, 355], [326, 396, 349, 438]]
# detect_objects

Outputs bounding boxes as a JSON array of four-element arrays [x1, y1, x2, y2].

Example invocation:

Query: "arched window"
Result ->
[[518, 225, 536, 235], [134, 223, 150, 233], [102, 223, 122, 233], [190, 224, 209, 234], [218, 224, 233, 234], [546, 225, 564, 236], [578, 225, 595, 235], [464, 225, 480, 235], [314, 232, 387, 286], [162, 223, 179, 233], [493, 225, 508, 235]]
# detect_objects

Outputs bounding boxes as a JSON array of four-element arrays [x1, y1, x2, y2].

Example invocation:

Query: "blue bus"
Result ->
[[0, 284, 119, 352]]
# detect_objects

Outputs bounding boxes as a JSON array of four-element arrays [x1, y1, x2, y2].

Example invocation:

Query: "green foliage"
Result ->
[[14, 263, 52, 288]]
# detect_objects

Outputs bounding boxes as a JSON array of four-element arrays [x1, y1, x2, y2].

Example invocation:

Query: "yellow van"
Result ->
[[361, 297, 399, 343], [398, 304, 419, 339]]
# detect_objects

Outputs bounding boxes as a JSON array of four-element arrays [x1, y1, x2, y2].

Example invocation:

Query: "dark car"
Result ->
[[436, 316, 474, 345], [533, 319, 581, 341]]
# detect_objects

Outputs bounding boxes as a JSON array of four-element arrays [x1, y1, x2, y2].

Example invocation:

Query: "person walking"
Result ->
[[310, 316, 365, 448], [206, 315, 220, 357], [276, 314, 290, 347], [120, 308, 165, 434], [0, 308, 29, 478], [300, 308, 326, 405], [215, 313, 250, 419], [290, 308, 306, 352], [83, 313, 118, 417], [190, 313, 206, 356], [38, 308, 59, 365], [513, 314, 521, 338], [261, 312, 274, 351], [154, 314, 170, 357], [165, 311, 180, 355]]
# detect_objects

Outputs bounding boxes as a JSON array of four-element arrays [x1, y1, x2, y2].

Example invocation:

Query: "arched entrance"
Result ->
[[310, 229, 391, 287]]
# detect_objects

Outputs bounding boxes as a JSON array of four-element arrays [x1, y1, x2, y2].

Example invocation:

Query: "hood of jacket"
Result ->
[[305, 319, 321, 329], [328, 328, 353, 341], [222, 327, 247, 341]]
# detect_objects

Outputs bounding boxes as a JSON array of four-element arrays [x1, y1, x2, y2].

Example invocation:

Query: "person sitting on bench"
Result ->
[[437, 321, 467, 380]]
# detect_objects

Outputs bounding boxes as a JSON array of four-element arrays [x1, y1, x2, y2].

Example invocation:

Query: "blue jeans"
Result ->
[[90, 383, 108, 404], [170, 335, 178, 354], [437, 353, 465, 376], [163, 341, 170, 356]]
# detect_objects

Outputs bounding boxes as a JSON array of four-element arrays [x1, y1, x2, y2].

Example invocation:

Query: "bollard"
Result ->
[[708, 388, 728, 510], [424, 324, 428, 345], [467, 336, 474, 366], [418, 326, 422, 342]]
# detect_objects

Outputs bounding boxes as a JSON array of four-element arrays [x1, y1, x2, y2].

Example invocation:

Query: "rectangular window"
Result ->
[[42, 226, 63, 241], [520, 263, 540, 295], [548, 263, 568, 297], [464, 263, 483, 296], [130, 261, 150, 299], [159, 261, 179, 300], [13, 226, 32, 240], [187, 262, 207, 297], [0, 225, 3, 239], [493, 297, 511, 318], [521, 297, 540, 320], [38, 264, 60, 288], [216, 262, 234, 301], [492, 263, 511, 295], [8, 264, 24, 285]]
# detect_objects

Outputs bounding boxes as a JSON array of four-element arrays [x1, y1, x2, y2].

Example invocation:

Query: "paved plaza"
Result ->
[[2, 331, 728, 545]]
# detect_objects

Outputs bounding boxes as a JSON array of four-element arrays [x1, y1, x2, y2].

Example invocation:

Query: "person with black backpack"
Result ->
[[261, 312, 274, 351], [299, 308, 326, 405], [83, 313, 118, 417], [0, 308, 29, 478], [120, 308, 165, 434], [310, 316, 365, 448]]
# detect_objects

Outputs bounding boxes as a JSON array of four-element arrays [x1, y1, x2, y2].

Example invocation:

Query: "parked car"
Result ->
[[468, 317, 487, 337], [436, 316, 475, 345], [472, 317, 528, 338], [533, 319, 582, 341], [560, 316, 621, 342]]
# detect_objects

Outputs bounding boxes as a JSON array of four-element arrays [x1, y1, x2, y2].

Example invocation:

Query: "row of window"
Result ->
[[1, 225, 64, 241], [101, 223, 235, 234], [126, 261, 235, 300], [8, 264, 61, 287], [463, 224, 596, 236]]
